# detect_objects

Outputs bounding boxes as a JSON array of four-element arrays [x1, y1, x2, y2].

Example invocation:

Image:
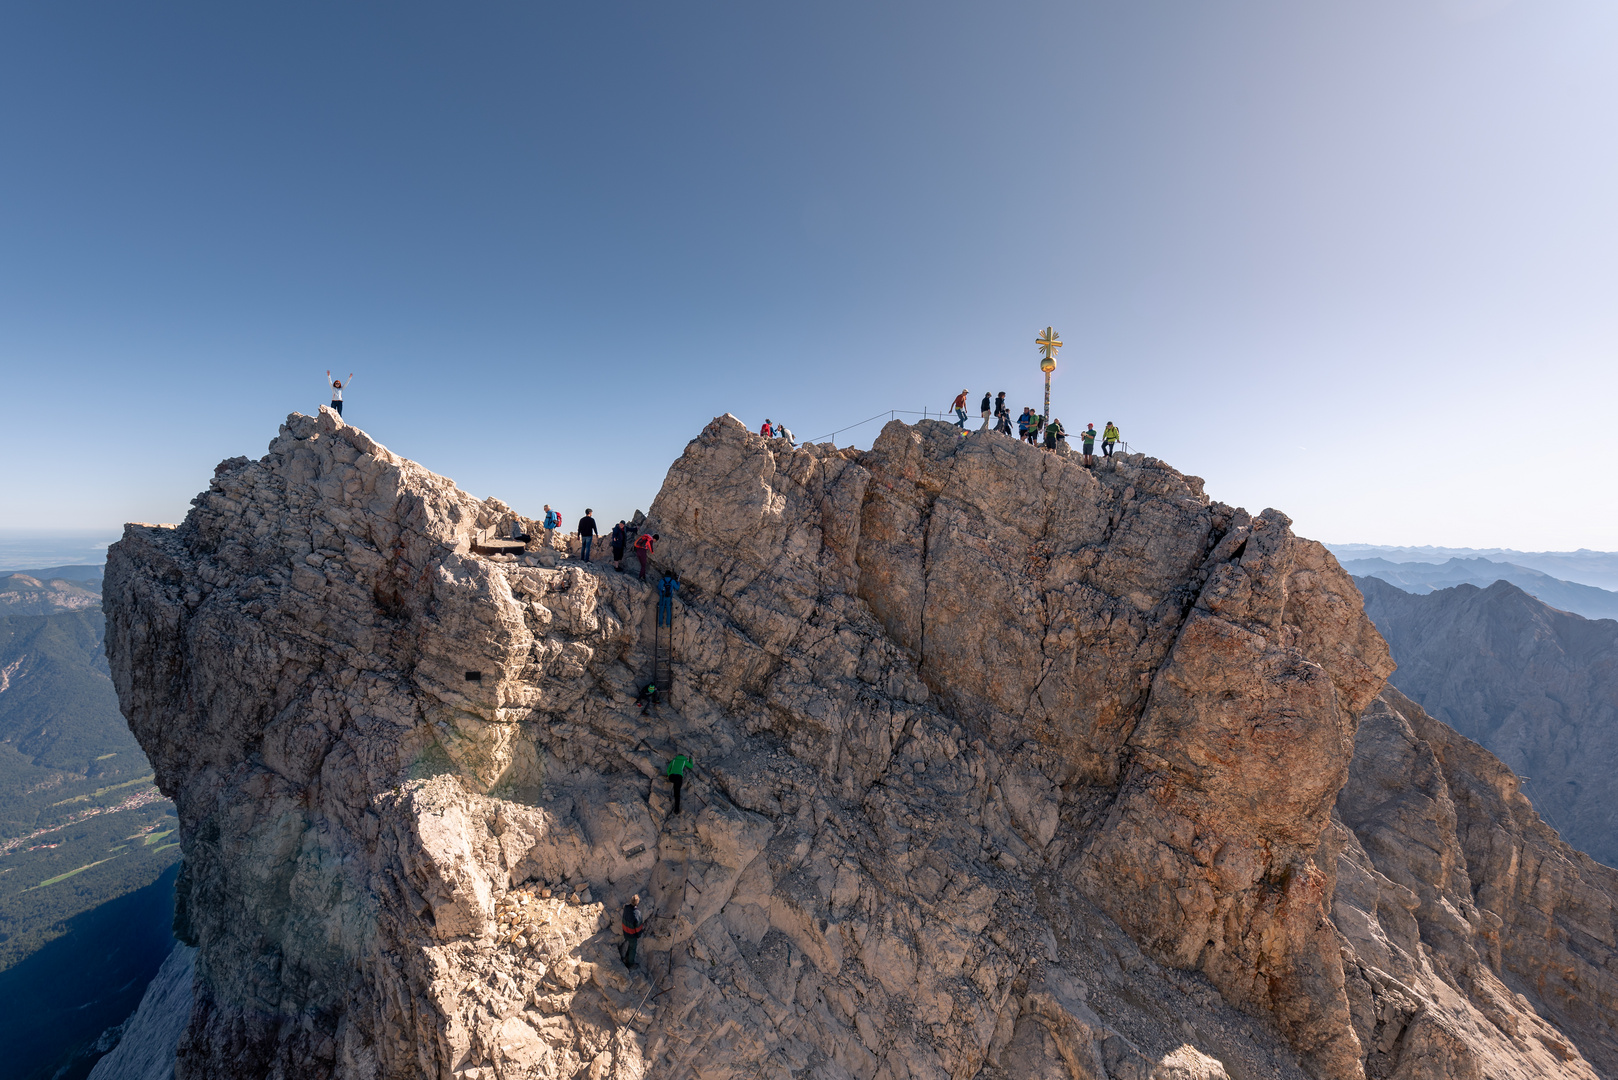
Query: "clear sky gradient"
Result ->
[[2, 1, 1614, 549]]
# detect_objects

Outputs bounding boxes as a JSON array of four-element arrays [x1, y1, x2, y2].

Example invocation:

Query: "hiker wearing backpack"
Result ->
[[620, 894, 645, 968], [610, 521, 628, 572], [1102, 422, 1120, 458], [657, 573, 680, 627], [949, 390, 969, 429], [1045, 418, 1065, 452], [542, 505, 560, 544], [1017, 408, 1031, 441], [760, 419, 774, 438], [994, 392, 1010, 434], [637, 680, 659, 714], [633, 531, 658, 580]]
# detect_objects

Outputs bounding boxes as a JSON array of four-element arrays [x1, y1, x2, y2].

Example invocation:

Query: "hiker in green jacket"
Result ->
[[1044, 418, 1065, 452], [667, 754, 692, 815]]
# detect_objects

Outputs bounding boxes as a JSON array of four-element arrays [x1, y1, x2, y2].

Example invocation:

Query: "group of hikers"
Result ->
[[616, 756, 691, 970], [947, 390, 1122, 464], [522, 505, 661, 579], [758, 418, 796, 445]]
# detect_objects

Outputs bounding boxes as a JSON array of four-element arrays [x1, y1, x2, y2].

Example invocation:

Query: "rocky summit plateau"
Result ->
[[101, 408, 1618, 1080]]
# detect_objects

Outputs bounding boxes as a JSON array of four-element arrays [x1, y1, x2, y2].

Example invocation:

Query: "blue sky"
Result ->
[[2, 1, 1615, 550]]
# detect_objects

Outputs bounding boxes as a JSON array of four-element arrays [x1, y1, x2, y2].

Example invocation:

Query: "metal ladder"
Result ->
[[654, 591, 673, 693]]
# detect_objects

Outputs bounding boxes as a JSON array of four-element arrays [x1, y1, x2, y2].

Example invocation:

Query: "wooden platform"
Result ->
[[471, 527, 528, 556]]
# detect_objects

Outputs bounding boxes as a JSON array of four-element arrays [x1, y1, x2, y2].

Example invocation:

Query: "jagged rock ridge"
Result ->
[[103, 409, 1618, 1079]]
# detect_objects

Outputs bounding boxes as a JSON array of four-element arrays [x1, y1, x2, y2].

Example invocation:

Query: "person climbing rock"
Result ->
[[760, 419, 774, 438], [637, 681, 659, 714], [577, 509, 598, 562], [326, 371, 354, 417], [1082, 423, 1097, 466], [657, 573, 680, 627], [1044, 418, 1065, 452], [667, 753, 692, 815], [949, 390, 969, 429], [775, 424, 795, 447], [542, 505, 560, 543], [620, 894, 645, 968], [1103, 421, 1120, 458], [979, 391, 993, 430], [611, 521, 628, 572], [633, 531, 658, 580]]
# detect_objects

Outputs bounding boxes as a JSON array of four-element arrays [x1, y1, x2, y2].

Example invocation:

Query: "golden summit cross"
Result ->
[[1036, 326, 1062, 422]]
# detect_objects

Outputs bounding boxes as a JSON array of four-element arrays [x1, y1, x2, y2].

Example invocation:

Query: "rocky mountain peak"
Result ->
[[101, 407, 1618, 1079]]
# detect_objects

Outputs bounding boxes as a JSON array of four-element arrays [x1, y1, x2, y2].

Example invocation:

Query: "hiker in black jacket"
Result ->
[[577, 510, 598, 562], [610, 521, 628, 572], [620, 894, 645, 968]]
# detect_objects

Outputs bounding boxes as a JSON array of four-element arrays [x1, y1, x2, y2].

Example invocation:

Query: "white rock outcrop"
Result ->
[[102, 409, 1618, 1079]]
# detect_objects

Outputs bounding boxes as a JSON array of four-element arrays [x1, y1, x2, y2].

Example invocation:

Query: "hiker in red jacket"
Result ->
[[633, 532, 659, 580]]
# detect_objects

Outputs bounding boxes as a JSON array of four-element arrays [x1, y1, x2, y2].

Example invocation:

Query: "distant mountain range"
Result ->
[[1331, 543, 1618, 591], [1355, 575, 1618, 868], [1342, 555, 1618, 622]]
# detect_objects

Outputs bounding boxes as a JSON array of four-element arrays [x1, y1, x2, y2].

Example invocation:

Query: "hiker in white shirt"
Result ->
[[326, 371, 355, 417]]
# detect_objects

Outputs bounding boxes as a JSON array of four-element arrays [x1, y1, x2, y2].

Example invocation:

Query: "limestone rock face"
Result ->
[[1332, 687, 1618, 1080], [103, 410, 1616, 1080], [1355, 574, 1618, 867]]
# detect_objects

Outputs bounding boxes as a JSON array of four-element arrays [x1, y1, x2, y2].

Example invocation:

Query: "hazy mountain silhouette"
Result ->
[[1344, 555, 1618, 621], [1356, 574, 1618, 867]]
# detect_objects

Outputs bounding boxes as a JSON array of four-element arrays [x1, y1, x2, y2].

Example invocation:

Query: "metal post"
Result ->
[[1036, 326, 1062, 426]]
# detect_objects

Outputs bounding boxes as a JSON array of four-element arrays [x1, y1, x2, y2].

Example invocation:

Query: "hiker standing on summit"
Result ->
[[1103, 421, 1120, 458], [577, 509, 598, 562], [949, 390, 969, 429], [979, 391, 993, 430], [325, 371, 354, 417], [1081, 423, 1098, 466]]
